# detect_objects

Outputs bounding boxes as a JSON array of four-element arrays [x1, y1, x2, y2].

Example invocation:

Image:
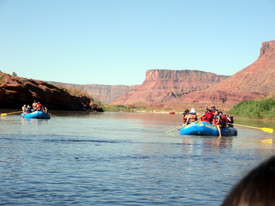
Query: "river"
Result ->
[[0, 111, 274, 205]]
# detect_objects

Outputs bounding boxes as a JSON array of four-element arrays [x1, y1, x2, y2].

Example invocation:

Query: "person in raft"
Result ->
[[32, 100, 38, 111], [206, 105, 218, 116], [226, 113, 234, 126], [43, 107, 48, 114], [214, 111, 227, 138], [22, 105, 32, 118], [37, 102, 42, 111], [212, 110, 220, 125], [22, 104, 27, 112], [180, 108, 197, 128], [182, 109, 190, 124], [201, 109, 214, 123]]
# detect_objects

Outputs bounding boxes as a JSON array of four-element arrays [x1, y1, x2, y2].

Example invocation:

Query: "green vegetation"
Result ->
[[103, 105, 132, 112], [229, 98, 275, 120], [20, 78, 28, 82], [102, 104, 202, 113], [12, 72, 17, 76]]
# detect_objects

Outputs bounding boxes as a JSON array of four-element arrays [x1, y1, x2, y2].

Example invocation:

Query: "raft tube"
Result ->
[[179, 121, 237, 136], [21, 111, 50, 119]]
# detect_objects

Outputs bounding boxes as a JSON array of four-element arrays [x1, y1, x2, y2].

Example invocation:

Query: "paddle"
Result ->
[[48, 112, 59, 119], [234, 123, 273, 134], [1, 111, 22, 116], [166, 125, 183, 133]]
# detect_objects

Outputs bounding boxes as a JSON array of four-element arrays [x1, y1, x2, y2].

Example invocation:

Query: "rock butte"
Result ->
[[110, 70, 229, 106], [110, 40, 275, 108], [0, 74, 103, 111], [178, 40, 275, 104]]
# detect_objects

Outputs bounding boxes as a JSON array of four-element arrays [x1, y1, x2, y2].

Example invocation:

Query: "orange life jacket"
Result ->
[[189, 114, 197, 123]]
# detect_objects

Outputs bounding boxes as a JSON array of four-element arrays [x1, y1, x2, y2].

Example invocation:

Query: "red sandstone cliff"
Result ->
[[0, 73, 103, 111], [110, 70, 229, 105], [110, 40, 275, 107], [177, 40, 275, 104], [47, 82, 137, 104]]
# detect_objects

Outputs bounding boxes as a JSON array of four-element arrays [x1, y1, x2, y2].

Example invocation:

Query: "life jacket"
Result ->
[[27, 108, 32, 113], [37, 103, 42, 110], [44, 108, 48, 114], [213, 115, 219, 125], [182, 113, 186, 123], [211, 109, 217, 116], [189, 113, 197, 123], [202, 112, 213, 123], [228, 116, 234, 123], [219, 115, 227, 127]]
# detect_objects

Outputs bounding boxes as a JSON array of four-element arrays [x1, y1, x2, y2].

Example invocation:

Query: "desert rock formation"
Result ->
[[178, 40, 275, 104], [110, 40, 275, 107], [110, 70, 229, 105], [0, 73, 103, 111], [48, 82, 137, 104]]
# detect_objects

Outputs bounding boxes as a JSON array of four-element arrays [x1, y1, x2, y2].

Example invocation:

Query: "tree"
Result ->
[[12, 72, 17, 76]]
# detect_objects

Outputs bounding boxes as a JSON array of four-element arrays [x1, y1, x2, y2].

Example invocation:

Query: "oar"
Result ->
[[48, 112, 59, 119], [166, 125, 183, 133], [1, 111, 22, 116], [234, 123, 273, 134]]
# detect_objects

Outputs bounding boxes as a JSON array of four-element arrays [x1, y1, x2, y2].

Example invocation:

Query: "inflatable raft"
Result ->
[[21, 111, 50, 119], [179, 121, 237, 136]]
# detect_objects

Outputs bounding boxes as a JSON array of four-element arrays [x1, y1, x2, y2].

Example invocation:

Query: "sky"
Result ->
[[0, 0, 275, 85]]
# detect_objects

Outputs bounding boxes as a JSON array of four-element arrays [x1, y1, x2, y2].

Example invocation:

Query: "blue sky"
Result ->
[[0, 0, 274, 85]]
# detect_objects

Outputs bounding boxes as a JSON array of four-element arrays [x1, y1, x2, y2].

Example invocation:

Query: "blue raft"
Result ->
[[21, 111, 51, 119], [179, 121, 237, 136]]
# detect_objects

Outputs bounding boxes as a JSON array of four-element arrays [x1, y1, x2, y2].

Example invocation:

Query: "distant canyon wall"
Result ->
[[47, 82, 137, 104], [111, 40, 275, 107], [176, 40, 275, 104], [110, 70, 229, 105]]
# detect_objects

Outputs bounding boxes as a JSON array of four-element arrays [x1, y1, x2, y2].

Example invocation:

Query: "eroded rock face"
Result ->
[[178, 40, 275, 104], [111, 41, 275, 106], [47, 82, 137, 104], [110, 70, 229, 105], [0, 74, 103, 111]]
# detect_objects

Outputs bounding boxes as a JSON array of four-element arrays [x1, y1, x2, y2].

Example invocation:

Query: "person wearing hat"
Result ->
[[206, 105, 218, 116]]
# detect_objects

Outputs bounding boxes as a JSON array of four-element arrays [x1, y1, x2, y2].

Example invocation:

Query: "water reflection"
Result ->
[[21, 118, 49, 125]]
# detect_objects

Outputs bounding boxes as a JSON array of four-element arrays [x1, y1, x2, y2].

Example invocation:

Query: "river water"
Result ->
[[0, 111, 274, 205]]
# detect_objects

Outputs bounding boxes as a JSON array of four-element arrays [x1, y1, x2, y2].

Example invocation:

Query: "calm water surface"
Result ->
[[0, 111, 275, 205]]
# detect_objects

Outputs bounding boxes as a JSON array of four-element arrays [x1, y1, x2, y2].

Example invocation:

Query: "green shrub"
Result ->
[[229, 98, 275, 119]]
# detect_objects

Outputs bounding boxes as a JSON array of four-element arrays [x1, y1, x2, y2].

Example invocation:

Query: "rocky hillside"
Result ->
[[110, 70, 229, 105], [0, 73, 103, 111], [177, 40, 275, 104], [48, 82, 137, 104]]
